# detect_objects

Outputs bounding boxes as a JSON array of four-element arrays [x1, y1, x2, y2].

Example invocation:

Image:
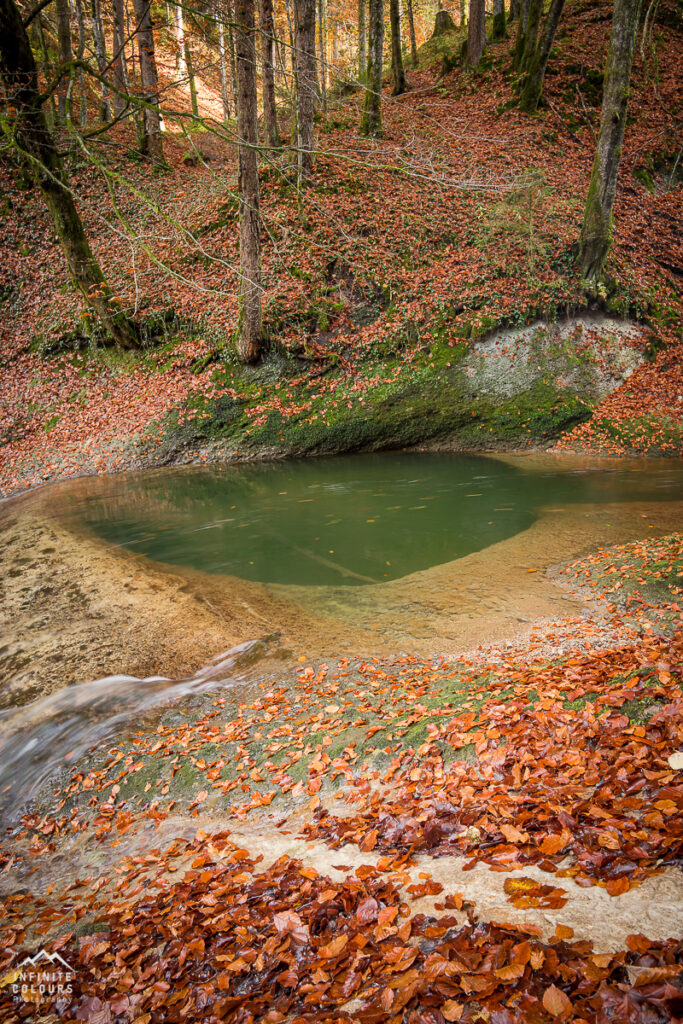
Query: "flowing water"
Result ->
[[2, 452, 683, 822], [0, 641, 262, 821]]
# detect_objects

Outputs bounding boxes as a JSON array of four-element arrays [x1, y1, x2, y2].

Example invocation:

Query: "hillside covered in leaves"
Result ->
[[1, 0, 682, 494]]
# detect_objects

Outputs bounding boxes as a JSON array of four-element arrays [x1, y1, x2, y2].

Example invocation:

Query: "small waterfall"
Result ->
[[0, 640, 259, 824]]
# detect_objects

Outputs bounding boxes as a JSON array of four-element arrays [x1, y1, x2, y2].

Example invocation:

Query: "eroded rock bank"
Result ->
[[150, 314, 645, 469]]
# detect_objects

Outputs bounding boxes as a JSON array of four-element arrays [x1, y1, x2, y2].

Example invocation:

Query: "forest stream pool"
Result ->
[[32, 451, 683, 587], [1, 451, 683, 817]]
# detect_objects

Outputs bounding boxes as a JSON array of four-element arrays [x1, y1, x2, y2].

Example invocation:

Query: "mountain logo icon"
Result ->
[[19, 950, 74, 973]]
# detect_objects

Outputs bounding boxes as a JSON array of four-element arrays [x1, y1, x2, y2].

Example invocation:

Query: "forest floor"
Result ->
[[1, 0, 683, 497], [1, 1, 683, 1021]]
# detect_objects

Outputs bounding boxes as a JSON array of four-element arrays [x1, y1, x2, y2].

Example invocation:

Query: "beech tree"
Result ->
[[0, 0, 139, 348], [492, 0, 506, 39], [55, 0, 72, 121], [90, 0, 111, 121], [293, 0, 316, 181], [389, 0, 406, 94], [360, 0, 383, 134], [357, 0, 366, 79], [518, 0, 566, 112], [579, 0, 643, 280], [234, 0, 263, 361], [111, 0, 130, 116], [260, 0, 281, 144], [406, 0, 418, 66], [467, 0, 485, 65], [517, 0, 542, 71], [131, 0, 165, 164]]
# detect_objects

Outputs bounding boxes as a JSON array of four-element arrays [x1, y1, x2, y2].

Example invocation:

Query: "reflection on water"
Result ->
[[0, 642, 259, 822], [43, 453, 683, 587]]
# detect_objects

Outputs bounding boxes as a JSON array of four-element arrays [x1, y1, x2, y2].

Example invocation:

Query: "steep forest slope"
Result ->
[[0, 0, 681, 496]]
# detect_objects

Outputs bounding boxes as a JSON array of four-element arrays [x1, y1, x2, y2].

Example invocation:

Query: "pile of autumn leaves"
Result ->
[[2, 829, 682, 1023], [1, 633, 682, 1021]]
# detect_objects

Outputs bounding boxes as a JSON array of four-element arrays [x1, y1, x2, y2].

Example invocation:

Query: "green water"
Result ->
[[55, 454, 683, 587]]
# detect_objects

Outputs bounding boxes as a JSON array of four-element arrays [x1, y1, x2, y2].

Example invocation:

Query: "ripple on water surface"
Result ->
[[44, 452, 683, 587]]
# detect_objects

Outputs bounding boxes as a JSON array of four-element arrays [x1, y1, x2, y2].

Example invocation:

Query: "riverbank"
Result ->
[[1, 516, 681, 1020], [3, 451, 682, 708], [2, 312, 682, 502]]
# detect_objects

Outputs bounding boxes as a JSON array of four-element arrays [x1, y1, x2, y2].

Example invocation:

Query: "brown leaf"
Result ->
[[319, 933, 348, 958], [542, 984, 573, 1019], [442, 1000, 463, 1021]]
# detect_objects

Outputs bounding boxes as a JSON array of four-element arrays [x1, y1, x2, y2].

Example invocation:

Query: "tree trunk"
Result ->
[[358, 0, 366, 79], [224, 0, 238, 118], [519, 0, 542, 70], [467, 0, 485, 64], [293, 0, 316, 182], [217, 15, 231, 119], [259, 0, 281, 143], [513, 0, 529, 65], [331, 16, 338, 60], [131, 0, 164, 164], [492, 0, 506, 39], [360, 0, 383, 134], [185, 37, 198, 115], [509, 0, 520, 20], [0, 0, 139, 347], [55, 0, 72, 121], [91, 0, 111, 121], [233, 0, 262, 362], [518, 0, 566, 112], [73, 0, 88, 127], [317, 0, 327, 110], [406, 0, 418, 65], [111, 0, 129, 116], [174, 1, 186, 77], [389, 0, 406, 94], [459, 0, 466, 26], [579, 0, 642, 280], [31, 13, 57, 128]]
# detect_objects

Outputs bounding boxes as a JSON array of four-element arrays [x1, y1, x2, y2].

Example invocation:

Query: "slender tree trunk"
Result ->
[[509, 0, 520, 20], [513, 0, 529, 64], [31, 13, 57, 128], [519, 0, 566, 111], [233, 0, 262, 362], [91, 0, 111, 121], [185, 37, 198, 114], [73, 0, 88, 127], [293, 0, 316, 182], [55, 0, 73, 121], [492, 0, 506, 38], [224, 0, 238, 117], [317, 0, 327, 110], [361, 0, 383, 134], [406, 0, 418, 65], [520, 0, 542, 70], [174, 1, 186, 76], [217, 15, 231, 119], [389, 0, 406, 93], [358, 0, 366, 79], [131, 0, 164, 163], [459, 0, 466, 26], [467, 0, 485, 64], [0, 0, 139, 346], [111, 0, 129, 115], [579, 0, 642, 280], [259, 0, 281, 142]]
